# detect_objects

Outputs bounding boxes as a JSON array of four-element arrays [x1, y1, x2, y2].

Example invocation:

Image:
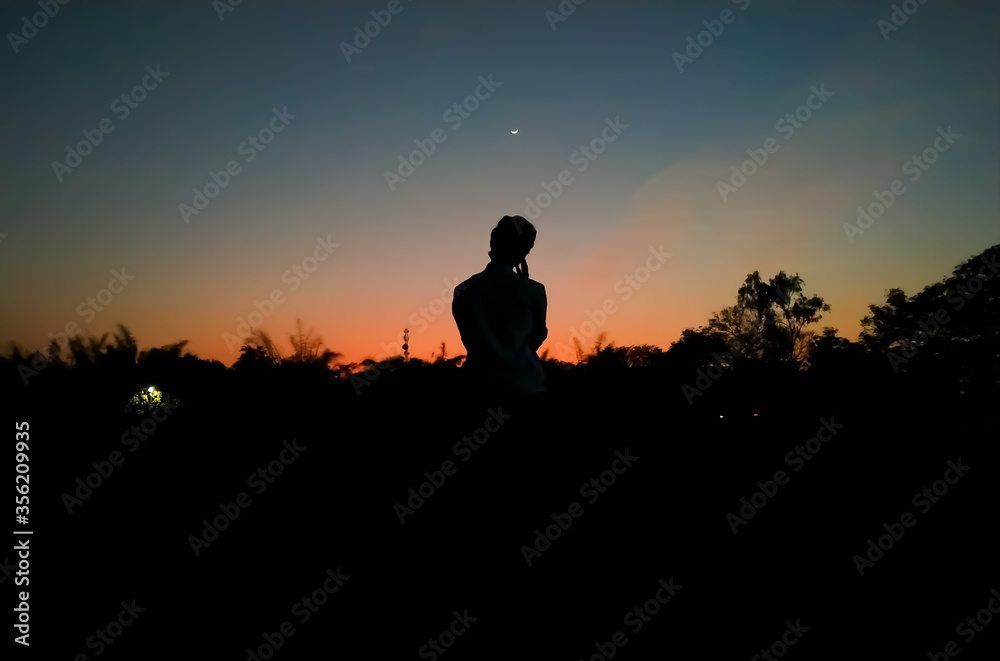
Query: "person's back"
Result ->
[[448, 215, 553, 625], [452, 215, 547, 398]]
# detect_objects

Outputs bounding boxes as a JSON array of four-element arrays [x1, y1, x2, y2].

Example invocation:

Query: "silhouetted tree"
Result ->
[[67, 332, 109, 368], [623, 344, 663, 368], [287, 318, 341, 365], [104, 324, 139, 370], [587, 345, 628, 369], [860, 245, 999, 383], [139, 340, 189, 363], [584, 343, 661, 369], [708, 270, 829, 365], [661, 327, 732, 373], [432, 341, 450, 364], [592, 332, 608, 355], [234, 344, 279, 369], [806, 327, 867, 370], [242, 328, 282, 361]]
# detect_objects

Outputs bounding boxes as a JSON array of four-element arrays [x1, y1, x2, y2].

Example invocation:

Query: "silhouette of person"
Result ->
[[452, 215, 548, 401], [448, 215, 552, 613]]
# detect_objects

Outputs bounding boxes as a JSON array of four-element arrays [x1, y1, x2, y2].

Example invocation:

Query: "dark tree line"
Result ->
[[4, 245, 997, 402]]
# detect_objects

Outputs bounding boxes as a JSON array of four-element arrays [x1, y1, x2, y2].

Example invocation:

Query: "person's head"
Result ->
[[489, 215, 536, 275]]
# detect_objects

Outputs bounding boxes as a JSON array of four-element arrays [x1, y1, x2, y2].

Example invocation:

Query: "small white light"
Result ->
[[148, 387, 155, 393]]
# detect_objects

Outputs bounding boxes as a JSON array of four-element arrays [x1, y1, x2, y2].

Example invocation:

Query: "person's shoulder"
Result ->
[[452, 274, 480, 306], [525, 277, 546, 298], [457, 270, 487, 288]]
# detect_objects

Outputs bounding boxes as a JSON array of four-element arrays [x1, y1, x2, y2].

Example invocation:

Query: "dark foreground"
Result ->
[[8, 361, 999, 659]]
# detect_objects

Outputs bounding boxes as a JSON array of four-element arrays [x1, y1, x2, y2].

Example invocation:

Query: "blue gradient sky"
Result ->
[[2, 0, 997, 365]]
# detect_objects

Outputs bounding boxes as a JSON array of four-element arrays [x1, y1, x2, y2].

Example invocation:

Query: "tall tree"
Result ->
[[707, 270, 829, 365], [860, 245, 999, 379], [769, 271, 830, 362]]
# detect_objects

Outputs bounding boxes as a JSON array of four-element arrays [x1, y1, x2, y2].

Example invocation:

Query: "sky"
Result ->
[[1, 0, 997, 366]]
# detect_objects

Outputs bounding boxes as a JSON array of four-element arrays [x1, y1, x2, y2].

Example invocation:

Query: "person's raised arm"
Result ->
[[528, 285, 548, 352]]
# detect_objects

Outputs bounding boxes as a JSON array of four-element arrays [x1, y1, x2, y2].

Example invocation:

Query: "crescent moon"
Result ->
[[511, 129, 519, 134]]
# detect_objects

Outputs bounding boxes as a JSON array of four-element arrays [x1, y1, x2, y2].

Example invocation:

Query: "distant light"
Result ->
[[719, 415, 723, 419], [147, 386, 155, 393], [753, 413, 758, 417]]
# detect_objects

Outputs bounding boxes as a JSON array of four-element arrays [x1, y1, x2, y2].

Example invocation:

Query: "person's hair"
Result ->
[[489, 215, 536, 276]]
